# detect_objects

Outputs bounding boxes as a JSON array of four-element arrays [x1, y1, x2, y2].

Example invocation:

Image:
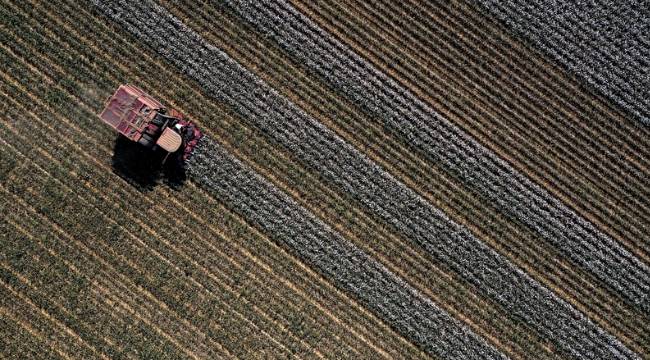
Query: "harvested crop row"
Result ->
[[172, 2, 650, 352], [46, 2, 536, 358], [302, 0, 650, 257], [224, 0, 650, 311], [93, 0, 638, 357], [0, 79, 364, 360], [161, 3, 570, 359], [0, 24, 420, 358], [0, 231, 104, 360], [474, 0, 650, 125], [1, 2, 426, 358]]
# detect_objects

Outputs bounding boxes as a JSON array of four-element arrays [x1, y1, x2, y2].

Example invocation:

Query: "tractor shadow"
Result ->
[[111, 136, 186, 192]]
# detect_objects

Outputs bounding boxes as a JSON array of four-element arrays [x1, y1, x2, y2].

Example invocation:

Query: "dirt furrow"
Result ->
[[1, 262, 188, 359], [1, 183, 256, 360]]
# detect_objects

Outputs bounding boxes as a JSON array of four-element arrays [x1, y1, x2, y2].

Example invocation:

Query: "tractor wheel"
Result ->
[[138, 133, 155, 148]]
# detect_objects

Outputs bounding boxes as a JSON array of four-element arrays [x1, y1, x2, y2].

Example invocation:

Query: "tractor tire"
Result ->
[[138, 133, 155, 148]]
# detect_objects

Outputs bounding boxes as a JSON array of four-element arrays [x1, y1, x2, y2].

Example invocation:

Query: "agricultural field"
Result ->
[[1, 0, 649, 359]]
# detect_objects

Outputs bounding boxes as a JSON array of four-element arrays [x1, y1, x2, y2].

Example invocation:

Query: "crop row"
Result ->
[[475, 0, 650, 124], [66, 0, 548, 358], [8, 0, 426, 356], [167, 1, 650, 354], [0, 1, 425, 356], [188, 138, 504, 359], [92, 0, 639, 357], [161, 2, 566, 358], [223, 0, 650, 311], [302, 0, 650, 258], [0, 75, 365, 359], [0, 26, 374, 360]]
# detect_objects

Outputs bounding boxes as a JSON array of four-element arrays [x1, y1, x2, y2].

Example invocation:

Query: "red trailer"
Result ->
[[99, 84, 201, 160]]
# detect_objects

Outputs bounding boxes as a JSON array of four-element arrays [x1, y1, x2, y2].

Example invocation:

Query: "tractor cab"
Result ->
[[99, 84, 201, 160]]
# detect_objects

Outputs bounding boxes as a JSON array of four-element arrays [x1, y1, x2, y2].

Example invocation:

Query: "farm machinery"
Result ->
[[98, 84, 202, 161]]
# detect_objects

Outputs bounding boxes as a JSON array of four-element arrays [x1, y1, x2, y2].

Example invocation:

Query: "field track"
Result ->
[[1, 0, 649, 359]]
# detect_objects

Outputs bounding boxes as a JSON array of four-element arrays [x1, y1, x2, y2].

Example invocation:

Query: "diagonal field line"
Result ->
[[225, 0, 650, 313], [473, 0, 650, 125], [188, 138, 505, 359], [92, 0, 641, 358]]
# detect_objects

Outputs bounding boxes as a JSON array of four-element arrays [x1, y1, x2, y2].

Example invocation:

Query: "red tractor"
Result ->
[[99, 84, 202, 160]]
